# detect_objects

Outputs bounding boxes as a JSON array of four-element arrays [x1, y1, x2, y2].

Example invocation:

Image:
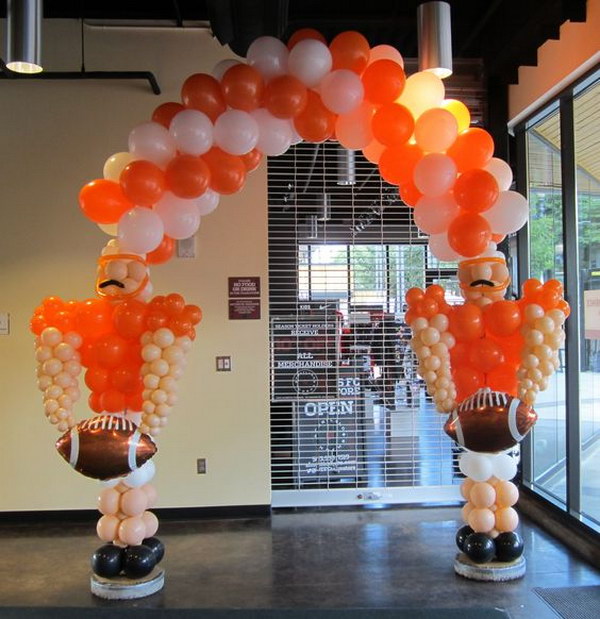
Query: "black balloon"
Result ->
[[463, 533, 495, 564], [494, 531, 524, 562], [123, 545, 157, 579], [142, 537, 165, 563], [455, 525, 474, 552], [91, 544, 123, 578]]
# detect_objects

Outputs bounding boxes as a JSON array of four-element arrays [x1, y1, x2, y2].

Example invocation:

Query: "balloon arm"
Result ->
[[34, 329, 83, 432], [139, 328, 191, 437], [516, 304, 567, 406]]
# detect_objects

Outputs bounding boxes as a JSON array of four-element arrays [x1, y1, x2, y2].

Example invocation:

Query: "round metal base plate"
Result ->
[[454, 553, 526, 581], [91, 567, 165, 599]]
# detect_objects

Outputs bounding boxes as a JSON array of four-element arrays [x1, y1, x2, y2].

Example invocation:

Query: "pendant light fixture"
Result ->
[[417, 1, 452, 79], [4, 0, 43, 74]]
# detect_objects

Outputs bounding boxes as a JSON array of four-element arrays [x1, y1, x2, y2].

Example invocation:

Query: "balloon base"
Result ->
[[91, 567, 165, 599], [454, 553, 526, 581]]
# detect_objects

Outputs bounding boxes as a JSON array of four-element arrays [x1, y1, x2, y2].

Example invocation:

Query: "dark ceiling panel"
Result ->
[[0, 0, 588, 83]]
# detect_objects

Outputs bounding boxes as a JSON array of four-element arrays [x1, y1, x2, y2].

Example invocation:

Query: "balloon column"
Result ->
[[404, 254, 569, 574], [30, 241, 202, 588], [29, 25, 566, 588]]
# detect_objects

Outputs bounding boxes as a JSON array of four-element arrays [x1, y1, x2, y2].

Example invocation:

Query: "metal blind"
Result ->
[[267, 67, 485, 508]]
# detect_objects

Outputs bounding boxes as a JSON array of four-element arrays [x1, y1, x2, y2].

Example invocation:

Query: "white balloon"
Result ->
[[288, 121, 303, 145], [169, 109, 213, 155], [118, 207, 165, 254], [429, 233, 461, 262], [251, 108, 293, 156], [212, 58, 240, 81], [490, 453, 518, 481], [128, 122, 176, 168], [154, 191, 201, 239], [103, 152, 137, 181], [320, 69, 364, 115], [214, 110, 259, 156], [484, 157, 513, 192], [413, 153, 457, 197], [413, 194, 459, 234], [195, 188, 220, 216], [483, 190, 529, 235], [459, 452, 493, 482], [368, 44, 404, 68], [123, 459, 156, 488], [288, 39, 332, 87], [247, 36, 289, 80]]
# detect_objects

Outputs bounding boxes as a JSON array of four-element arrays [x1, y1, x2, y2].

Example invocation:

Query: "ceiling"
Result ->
[[0, 0, 588, 83]]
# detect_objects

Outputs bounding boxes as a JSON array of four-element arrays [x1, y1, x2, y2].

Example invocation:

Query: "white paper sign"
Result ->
[[584, 290, 600, 339]]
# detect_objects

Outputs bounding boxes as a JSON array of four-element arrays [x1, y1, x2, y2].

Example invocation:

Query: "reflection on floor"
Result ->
[[1, 507, 599, 618]]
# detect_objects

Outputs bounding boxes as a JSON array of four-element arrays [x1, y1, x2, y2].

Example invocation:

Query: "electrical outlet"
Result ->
[[177, 236, 196, 258], [0, 312, 9, 335], [196, 458, 207, 474]]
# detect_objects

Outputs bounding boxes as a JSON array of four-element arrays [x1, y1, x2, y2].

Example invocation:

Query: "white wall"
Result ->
[[0, 21, 271, 510]]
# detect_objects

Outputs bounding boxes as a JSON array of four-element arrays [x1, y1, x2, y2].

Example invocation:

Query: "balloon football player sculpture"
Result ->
[[28, 24, 569, 591], [405, 255, 569, 577], [31, 240, 202, 592]]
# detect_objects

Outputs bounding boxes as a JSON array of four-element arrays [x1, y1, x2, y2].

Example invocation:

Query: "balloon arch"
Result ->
[[29, 28, 569, 592]]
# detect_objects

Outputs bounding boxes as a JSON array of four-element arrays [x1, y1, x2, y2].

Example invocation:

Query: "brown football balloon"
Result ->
[[444, 388, 537, 453], [55, 416, 157, 480]]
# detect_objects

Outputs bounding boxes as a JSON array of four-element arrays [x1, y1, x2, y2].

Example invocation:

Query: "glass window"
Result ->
[[526, 108, 567, 506], [574, 79, 600, 526]]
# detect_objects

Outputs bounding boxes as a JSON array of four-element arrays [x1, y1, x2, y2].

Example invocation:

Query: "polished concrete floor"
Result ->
[[1, 507, 599, 617]]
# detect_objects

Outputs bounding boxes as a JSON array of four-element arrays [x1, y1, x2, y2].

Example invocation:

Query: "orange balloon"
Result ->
[[85, 367, 109, 392], [449, 303, 484, 341], [119, 160, 165, 206], [95, 334, 127, 369], [362, 59, 406, 104], [240, 149, 263, 172], [491, 233, 506, 243], [221, 64, 264, 112], [183, 304, 203, 325], [293, 90, 335, 143], [405, 287, 424, 306], [484, 300, 521, 337], [399, 181, 423, 207], [100, 388, 126, 414], [181, 73, 226, 122], [89, 392, 103, 413], [202, 147, 246, 195], [538, 286, 561, 310], [371, 103, 414, 147], [522, 278, 542, 298], [447, 212, 491, 257], [75, 298, 113, 338], [79, 180, 133, 224], [111, 366, 142, 394], [113, 300, 147, 340], [453, 365, 484, 401], [425, 284, 446, 303], [415, 297, 439, 318], [147, 235, 175, 265], [165, 155, 210, 199], [152, 102, 184, 128], [447, 128, 494, 172], [287, 28, 326, 49], [486, 362, 518, 396], [450, 341, 470, 366], [362, 139, 385, 164], [330, 31, 370, 74], [557, 299, 570, 317], [378, 143, 423, 186], [468, 338, 505, 373], [453, 169, 499, 213], [264, 75, 308, 119], [491, 331, 523, 365]]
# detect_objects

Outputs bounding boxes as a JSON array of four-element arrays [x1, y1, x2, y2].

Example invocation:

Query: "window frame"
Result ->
[[515, 64, 600, 531]]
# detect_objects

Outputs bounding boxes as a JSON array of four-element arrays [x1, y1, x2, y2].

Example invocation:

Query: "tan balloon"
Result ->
[[495, 481, 518, 507], [468, 507, 495, 533], [103, 151, 137, 182], [98, 488, 121, 515], [142, 344, 162, 363], [421, 327, 441, 346], [495, 506, 519, 532], [470, 482, 496, 508], [97, 514, 120, 542], [525, 329, 544, 347]]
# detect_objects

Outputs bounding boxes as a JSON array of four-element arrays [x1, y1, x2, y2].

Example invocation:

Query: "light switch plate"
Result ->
[[216, 356, 231, 371], [0, 312, 9, 335], [177, 236, 196, 258]]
